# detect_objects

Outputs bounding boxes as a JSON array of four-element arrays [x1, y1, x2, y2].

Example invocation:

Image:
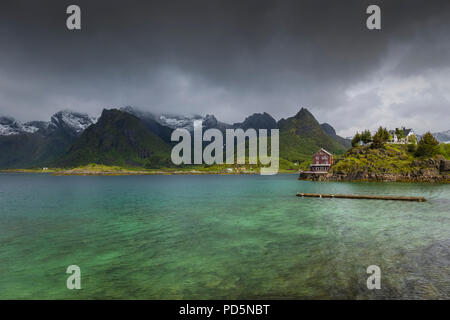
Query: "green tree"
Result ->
[[395, 128, 405, 142], [439, 143, 450, 159], [383, 127, 392, 141], [360, 130, 372, 144], [371, 126, 390, 149], [407, 134, 417, 144], [407, 143, 417, 153], [351, 132, 361, 147], [415, 132, 439, 157]]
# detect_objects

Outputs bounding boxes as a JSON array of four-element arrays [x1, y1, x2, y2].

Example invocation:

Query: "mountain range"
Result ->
[[57, 109, 170, 168], [0, 107, 351, 169], [0, 111, 96, 168], [431, 130, 450, 143]]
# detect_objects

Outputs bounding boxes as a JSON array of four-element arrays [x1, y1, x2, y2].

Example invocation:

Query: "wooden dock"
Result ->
[[296, 192, 426, 202]]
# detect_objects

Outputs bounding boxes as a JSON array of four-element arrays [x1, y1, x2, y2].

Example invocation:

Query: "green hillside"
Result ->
[[0, 106, 351, 172], [57, 109, 171, 168], [332, 144, 420, 175], [278, 108, 346, 166], [56, 107, 349, 171], [0, 131, 76, 169], [331, 142, 449, 181]]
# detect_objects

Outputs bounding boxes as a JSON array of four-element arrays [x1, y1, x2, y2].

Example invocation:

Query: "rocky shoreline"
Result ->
[[299, 159, 450, 183], [299, 172, 450, 183]]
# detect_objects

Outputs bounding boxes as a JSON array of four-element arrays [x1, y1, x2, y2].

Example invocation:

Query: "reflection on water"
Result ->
[[0, 173, 449, 299]]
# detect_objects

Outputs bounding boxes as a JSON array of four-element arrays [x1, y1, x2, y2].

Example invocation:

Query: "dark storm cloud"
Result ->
[[0, 0, 449, 135]]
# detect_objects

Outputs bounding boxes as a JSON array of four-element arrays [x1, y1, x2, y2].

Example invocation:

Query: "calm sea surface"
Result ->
[[0, 173, 449, 299]]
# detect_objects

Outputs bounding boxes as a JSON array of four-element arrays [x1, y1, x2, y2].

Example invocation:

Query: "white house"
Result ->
[[388, 128, 416, 144]]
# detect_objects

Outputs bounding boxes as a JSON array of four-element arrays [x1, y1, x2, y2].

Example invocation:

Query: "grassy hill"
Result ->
[[329, 143, 449, 182], [278, 108, 347, 167], [332, 144, 419, 175], [57, 109, 171, 168]]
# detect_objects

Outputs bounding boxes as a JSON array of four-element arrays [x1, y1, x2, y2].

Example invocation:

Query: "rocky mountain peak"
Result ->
[[320, 123, 336, 136], [294, 107, 316, 121], [234, 112, 277, 130], [0, 116, 40, 135], [49, 110, 97, 136]]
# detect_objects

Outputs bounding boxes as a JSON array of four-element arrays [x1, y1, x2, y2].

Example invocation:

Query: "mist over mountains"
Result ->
[[2, 105, 448, 170], [0, 106, 367, 169]]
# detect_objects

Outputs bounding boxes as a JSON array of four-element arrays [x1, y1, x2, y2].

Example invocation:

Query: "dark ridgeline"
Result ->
[[0, 111, 95, 168], [233, 112, 278, 131], [57, 109, 171, 168], [0, 107, 350, 169]]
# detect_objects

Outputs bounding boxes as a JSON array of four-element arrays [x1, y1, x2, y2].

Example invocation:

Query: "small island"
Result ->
[[299, 127, 450, 183]]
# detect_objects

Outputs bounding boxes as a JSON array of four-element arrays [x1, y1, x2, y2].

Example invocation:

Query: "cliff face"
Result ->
[[299, 145, 450, 182]]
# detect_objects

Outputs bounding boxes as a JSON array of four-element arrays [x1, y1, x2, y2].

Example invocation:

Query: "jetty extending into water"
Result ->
[[296, 192, 426, 202]]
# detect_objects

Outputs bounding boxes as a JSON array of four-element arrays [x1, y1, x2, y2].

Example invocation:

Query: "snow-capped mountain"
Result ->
[[432, 130, 450, 143], [416, 130, 450, 143], [0, 116, 40, 136], [0, 111, 97, 137], [120, 106, 231, 135], [158, 114, 231, 132], [23, 121, 50, 132], [159, 114, 204, 131], [49, 110, 97, 136], [0, 110, 98, 169]]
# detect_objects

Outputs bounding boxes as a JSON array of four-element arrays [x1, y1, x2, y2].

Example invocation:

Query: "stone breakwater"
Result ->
[[299, 159, 450, 183]]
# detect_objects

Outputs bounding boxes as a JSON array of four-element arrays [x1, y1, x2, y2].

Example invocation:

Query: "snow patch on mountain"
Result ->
[[118, 106, 231, 132], [0, 111, 97, 137], [158, 114, 230, 132], [0, 116, 40, 135], [21, 124, 39, 134], [432, 130, 450, 143], [0, 117, 21, 135], [24, 121, 50, 132], [417, 130, 450, 143], [49, 110, 97, 135], [158, 114, 205, 131]]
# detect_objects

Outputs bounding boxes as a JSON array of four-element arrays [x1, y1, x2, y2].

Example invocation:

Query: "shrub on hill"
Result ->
[[415, 132, 440, 158]]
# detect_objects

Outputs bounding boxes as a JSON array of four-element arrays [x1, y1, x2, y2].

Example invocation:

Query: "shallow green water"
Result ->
[[0, 173, 449, 299]]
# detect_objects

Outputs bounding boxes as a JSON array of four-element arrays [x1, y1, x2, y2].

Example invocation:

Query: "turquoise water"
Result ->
[[0, 173, 449, 299]]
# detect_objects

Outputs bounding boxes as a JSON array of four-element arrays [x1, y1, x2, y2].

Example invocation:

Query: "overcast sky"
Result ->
[[1, 0, 449, 136]]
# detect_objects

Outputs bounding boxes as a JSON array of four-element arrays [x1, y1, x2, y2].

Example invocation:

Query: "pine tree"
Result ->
[[415, 132, 439, 157], [361, 130, 372, 144], [351, 132, 361, 147], [395, 127, 406, 142], [371, 126, 389, 149]]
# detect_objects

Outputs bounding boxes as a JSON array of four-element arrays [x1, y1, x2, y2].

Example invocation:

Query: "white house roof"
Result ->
[[390, 128, 414, 136], [319, 148, 333, 156]]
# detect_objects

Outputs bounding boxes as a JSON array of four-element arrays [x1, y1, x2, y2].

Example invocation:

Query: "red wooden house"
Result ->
[[309, 148, 334, 172]]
